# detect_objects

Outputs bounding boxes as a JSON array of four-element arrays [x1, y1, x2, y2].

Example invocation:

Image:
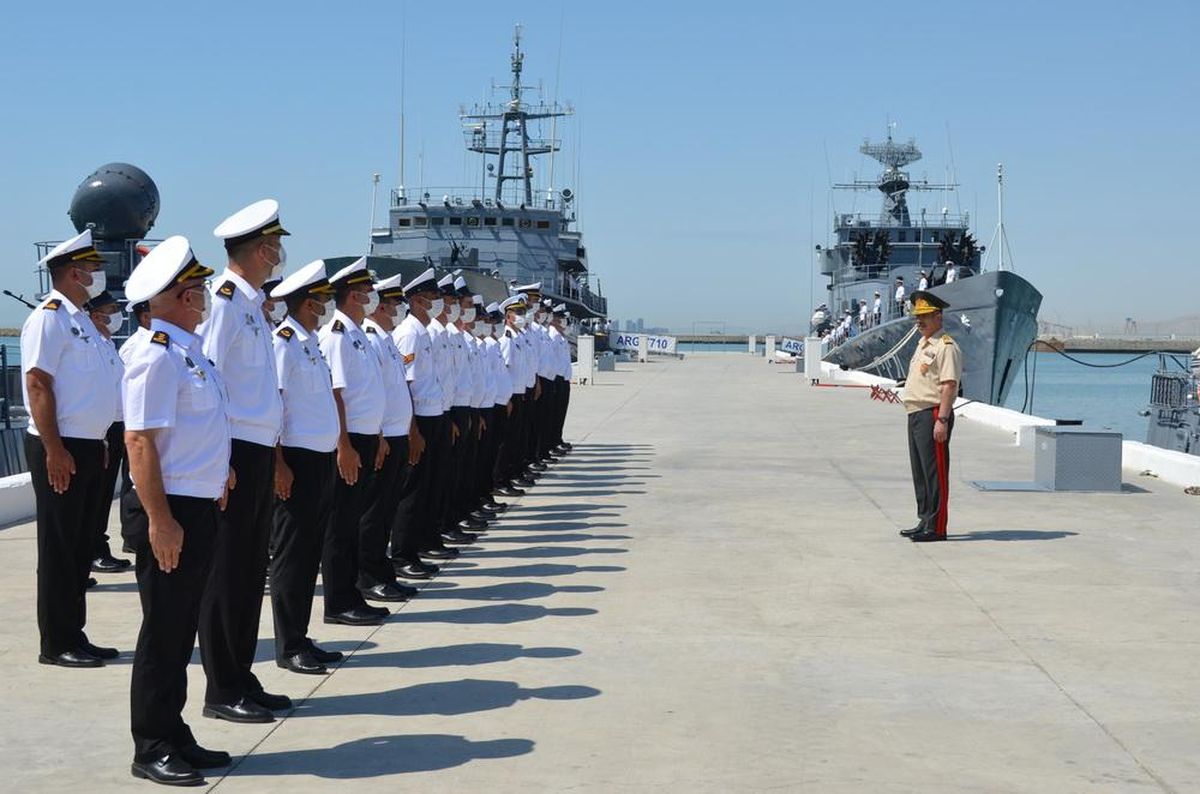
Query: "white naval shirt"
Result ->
[[945, 267, 958, 284], [363, 317, 413, 437], [484, 336, 508, 405], [120, 326, 152, 366], [500, 325, 526, 396], [198, 269, 282, 447], [918, 277, 928, 290], [20, 290, 118, 440], [97, 334, 124, 422], [426, 318, 457, 413], [123, 319, 231, 499], [319, 310, 385, 436], [534, 322, 557, 379], [394, 314, 444, 418], [549, 326, 572, 379], [519, 328, 538, 389], [273, 316, 338, 453], [467, 335, 489, 408], [448, 326, 474, 408], [894, 284, 906, 303]]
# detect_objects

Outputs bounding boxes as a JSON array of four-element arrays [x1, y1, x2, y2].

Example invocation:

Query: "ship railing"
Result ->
[[834, 212, 970, 230], [390, 186, 564, 212]]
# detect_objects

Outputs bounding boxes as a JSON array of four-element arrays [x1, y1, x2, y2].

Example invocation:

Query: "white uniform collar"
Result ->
[[219, 268, 263, 305], [150, 317, 200, 351], [362, 317, 393, 336], [332, 308, 363, 334], [46, 288, 83, 316], [281, 314, 311, 341]]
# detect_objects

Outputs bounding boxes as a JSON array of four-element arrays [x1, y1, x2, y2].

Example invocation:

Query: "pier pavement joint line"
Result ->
[[824, 457, 1177, 794]]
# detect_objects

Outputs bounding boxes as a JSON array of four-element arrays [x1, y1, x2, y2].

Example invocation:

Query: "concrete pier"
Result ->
[[0, 353, 1197, 791]]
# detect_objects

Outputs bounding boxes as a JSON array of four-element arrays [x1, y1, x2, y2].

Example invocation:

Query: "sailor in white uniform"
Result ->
[[497, 293, 534, 494], [480, 301, 515, 507], [391, 267, 456, 571], [944, 260, 958, 284], [196, 198, 289, 724], [266, 261, 345, 676], [547, 303, 574, 453], [122, 235, 233, 785], [357, 274, 421, 602], [21, 229, 119, 669], [318, 258, 390, 626], [894, 277, 907, 318]]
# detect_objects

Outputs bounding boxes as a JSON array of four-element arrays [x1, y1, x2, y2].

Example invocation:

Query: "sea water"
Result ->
[[676, 342, 1176, 441]]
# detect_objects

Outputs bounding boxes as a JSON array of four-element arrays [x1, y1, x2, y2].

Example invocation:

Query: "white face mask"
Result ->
[[429, 297, 444, 317], [267, 244, 286, 280], [462, 307, 476, 323], [446, 303, 460, 322], [266, 302, 286, 324], [189, 287, 212, 323], [362, 291, 379, 315], [98, 311, 123, 335], [513, 314, 526, 329], [81, 268, 107, 300], [317, 298, 334, 318], [395, 303, 408, 321]]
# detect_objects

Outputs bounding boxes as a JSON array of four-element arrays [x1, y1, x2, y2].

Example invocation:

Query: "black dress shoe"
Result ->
[[248, 689, 292, 711], [910, 529, 946, 543], [306, 641, 344, 663], [278, 651, 327, 675], [92, 553, 132, 573], [529, 462, 548, 472], [86, 576, 98, 588], [470, 509, 498, 521], [513, 477, 536, 488], [441, 529, 478, 545], [82, 640, 119, 660], [324, 607, 385, 626], [360, 583, 410, 602], [364, 603, 391, 617], [495, 486, 525, 497], [121, 542, 136, 554], [177, 742, 231, 769], [202, 698, 275, 724], [483, 501, 508, 512], [420, 546, 459, 560], [394, 561, 434, 580], [131, 754, 204, 786], [899, 525, 923, 538], [38, 649, 102, 668], [458, 517, 489, 530]]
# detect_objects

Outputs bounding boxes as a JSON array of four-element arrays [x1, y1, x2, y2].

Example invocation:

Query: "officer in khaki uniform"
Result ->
[[898, 290, 961, 542]]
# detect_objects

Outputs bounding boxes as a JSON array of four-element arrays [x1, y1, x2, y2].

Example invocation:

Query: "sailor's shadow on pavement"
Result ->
[[253, 637, 380, 664], [223, 733, 535, 778], [445, 563, 625, 578], [946, 529, 1081, 542], [390, 603, 598, 624], [344, 642, 581, 669], [415, 581, 604, 601], [290, 679, 600, 719], [465, 546, 628, 560], [514, 503, 627, 513], [478, 532, 633, 543]]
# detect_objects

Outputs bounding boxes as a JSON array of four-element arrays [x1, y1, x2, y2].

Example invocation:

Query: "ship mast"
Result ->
[[983, 163, 1016, 271], [834, 127, 956, 226], [461, 25, 572, 207]]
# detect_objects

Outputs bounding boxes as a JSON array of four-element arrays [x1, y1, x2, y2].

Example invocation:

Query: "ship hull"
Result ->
[[823, 270, 1042, 406]]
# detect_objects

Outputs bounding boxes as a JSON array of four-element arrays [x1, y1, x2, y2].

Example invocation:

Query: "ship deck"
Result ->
[[1, 353, 1197, 792]]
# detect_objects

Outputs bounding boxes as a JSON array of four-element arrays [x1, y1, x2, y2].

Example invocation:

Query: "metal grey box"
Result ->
[[1032, 426, 1122, 492]]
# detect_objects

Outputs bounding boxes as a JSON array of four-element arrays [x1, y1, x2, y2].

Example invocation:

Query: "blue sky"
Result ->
[[1, 0, 1196, 334]]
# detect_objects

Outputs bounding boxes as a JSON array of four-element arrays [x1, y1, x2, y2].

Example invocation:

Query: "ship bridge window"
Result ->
[[396, 218, 411, 228], [449, 217, 463, 226], [501, 217, 515, 227], [897, 230, 907, 242], [413, 216, 427, 227], [484, 216, 497, 227], [518, 218, 532, 229], [536, 220, 551, 230], [431, 216, 445, 226], [466, 216, 480, 227]]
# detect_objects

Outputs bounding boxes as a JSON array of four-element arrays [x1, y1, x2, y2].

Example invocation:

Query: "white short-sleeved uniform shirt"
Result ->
[[519, 328, 538, 389], [471, 336, 491, 408], [426, 318, 457, 413], [120, 326, 152, 366], [97, 334, 125, 422], [549, 326, 572, 379], [318, 310, 385, 435], [500, 325, 527, 395], [447, 326, 473, 408], [274, 316, 339, 453], [873, 297, 882, 313], [484, 337, 508, 405], [197, 269, 282, 446], [20, 290, 119, 440], [363, 317, 413, 437], [123, 319, 231, 499], [895, 285, 906, 302], [534, 322, 557, 379], [393, 314, 443, 418]]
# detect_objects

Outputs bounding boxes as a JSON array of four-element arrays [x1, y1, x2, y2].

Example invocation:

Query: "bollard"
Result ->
[[638, 334, 649, 363], [575, 335, 595, 385], [747, 334, 757, 354], [765, 335, 776, 359], [804, 336, 822, 384]]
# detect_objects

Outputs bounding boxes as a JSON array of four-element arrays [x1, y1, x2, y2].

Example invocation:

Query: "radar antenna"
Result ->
[[834, 126, 956, 226]]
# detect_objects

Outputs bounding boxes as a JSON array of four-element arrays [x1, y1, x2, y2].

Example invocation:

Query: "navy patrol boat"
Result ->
[[816, 133, 1042, 406], [368, 26, 607, 326], [1142, 350, 1200, 456]]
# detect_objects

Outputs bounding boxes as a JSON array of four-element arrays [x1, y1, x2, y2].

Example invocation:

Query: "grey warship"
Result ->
[[817, 133, 1042, 406]]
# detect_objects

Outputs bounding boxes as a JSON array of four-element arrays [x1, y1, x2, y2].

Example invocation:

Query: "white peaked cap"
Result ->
[[213, 199, 289, 243], [270, 259, 331, 300], [38, 229, 100, 267], [328, 256, 372, 286], [125, 236, 213, 303], [403, 267, 438, 294]]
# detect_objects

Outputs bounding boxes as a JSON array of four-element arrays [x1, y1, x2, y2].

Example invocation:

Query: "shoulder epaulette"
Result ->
[[365, 325, 377, 334], [941, 334, 954, 345], [42, 299, 61, 311], [331, 319, 345, 333], [150, 330, 170, 347], [216, 281, 236, 300], [276, 326, 294, 340]]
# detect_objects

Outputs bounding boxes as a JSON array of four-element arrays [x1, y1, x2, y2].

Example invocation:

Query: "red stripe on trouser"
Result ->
[[932, 406, 949, 537]]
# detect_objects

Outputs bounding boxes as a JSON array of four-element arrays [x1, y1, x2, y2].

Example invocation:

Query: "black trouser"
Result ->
[[270, 447, 335, 661], [199, 439, 274, 706], [907, 407, 955, 537], [324, 432, 378, 615], [553, 376, 570, 446], [478, 406, 504, 501], [359, 435, 408, 589], [119, 433, 145, 548], [498, 393, 526, 482], [447, 406, 476, 526], [26, 434, 105, 657], [393, 414, 442, 560], [91, 421, 125, 560], [129, 494, 216, 762], [537, 376, 560, 459]]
